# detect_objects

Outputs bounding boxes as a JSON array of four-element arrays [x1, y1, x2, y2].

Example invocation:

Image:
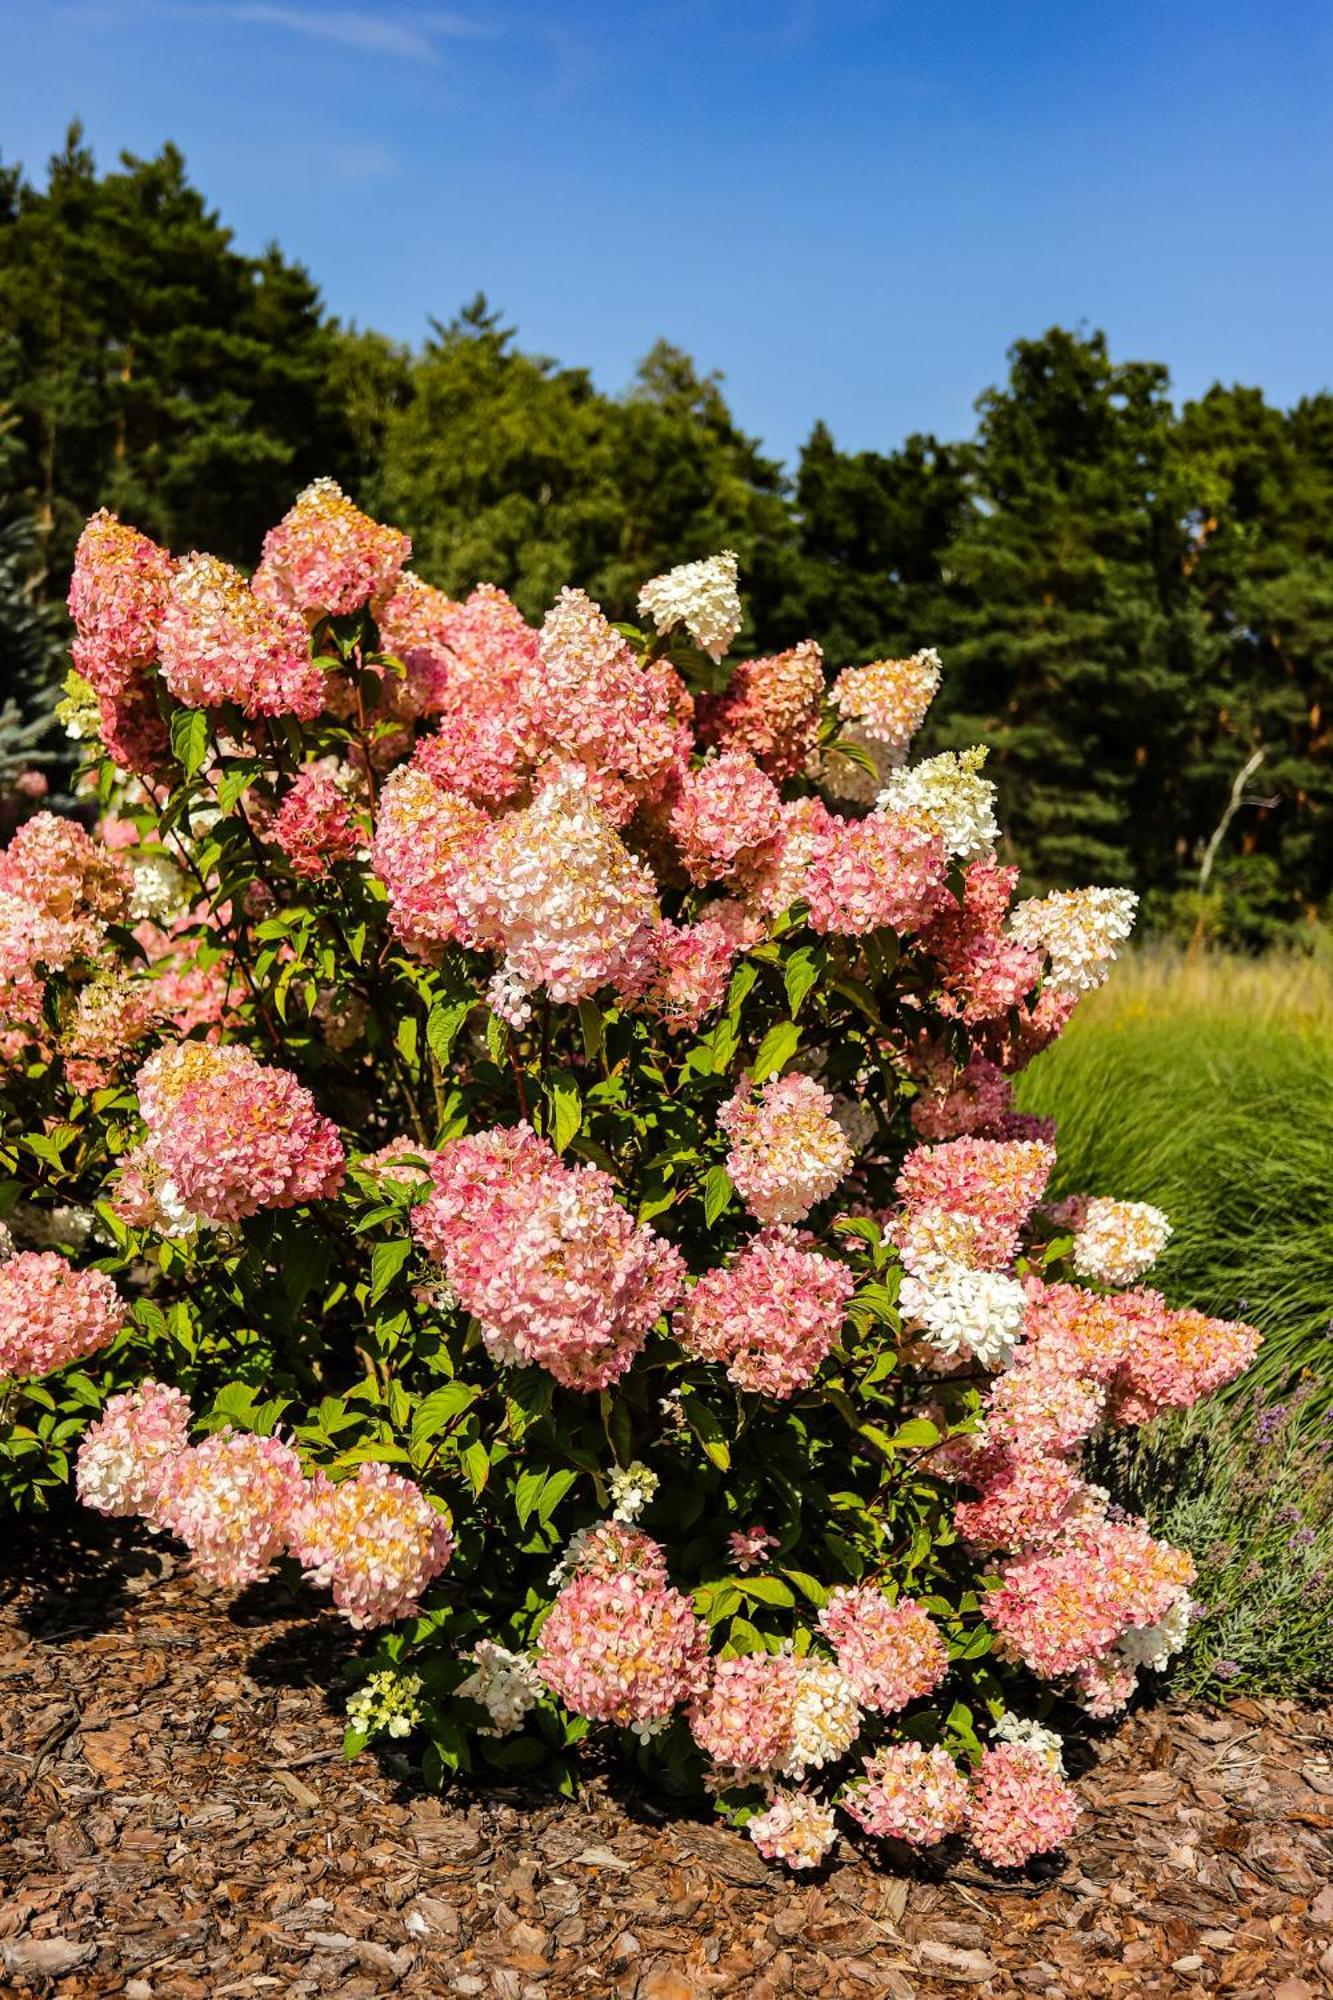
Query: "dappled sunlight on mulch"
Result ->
[[2, 1521, 1331, 1998]]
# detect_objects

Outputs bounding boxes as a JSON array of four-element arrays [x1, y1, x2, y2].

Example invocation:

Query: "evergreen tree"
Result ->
[[0, 127, 353, 582], [926, 329, 1204, 890]]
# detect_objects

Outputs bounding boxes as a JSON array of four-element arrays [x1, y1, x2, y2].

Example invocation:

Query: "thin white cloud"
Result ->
[[87, 2, 493, 62]]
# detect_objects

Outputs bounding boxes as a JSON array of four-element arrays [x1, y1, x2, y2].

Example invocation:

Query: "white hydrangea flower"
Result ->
[[1116, 1588, 1193, 1673], [782, 1658, 861, 1777], [128, 852, 190, 923], [347, 1668, 424, 1740], [609, 1459, 659, 1523], [456, 1640, 543, 1737], [1071, 1196, 1172, 1286], [1009, 886, 1138, 995], [877, 746, 999, 862], [899, 1263, 1027, 1368], [992, 1710, 1066, 1772], [637, 550, 741, 662]]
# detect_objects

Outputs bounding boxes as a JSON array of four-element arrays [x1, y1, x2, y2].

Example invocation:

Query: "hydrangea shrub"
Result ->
[[0, 484, 1262, 1872]]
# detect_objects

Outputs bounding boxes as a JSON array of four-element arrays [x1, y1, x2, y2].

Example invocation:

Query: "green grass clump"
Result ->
[[1017, 944, 1333, 1407]]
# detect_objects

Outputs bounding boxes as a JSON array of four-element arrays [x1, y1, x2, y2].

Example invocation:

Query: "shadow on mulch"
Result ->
[[0, 1503, 163, 1641]]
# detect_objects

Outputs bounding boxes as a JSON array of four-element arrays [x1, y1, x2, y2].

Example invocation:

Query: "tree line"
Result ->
[[3, 129, 1330, 943]]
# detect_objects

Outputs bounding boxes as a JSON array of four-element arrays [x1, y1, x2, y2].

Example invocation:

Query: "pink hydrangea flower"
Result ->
[[253, 477, 410, 619], [801, 809, 948, 937], [153, 1429, 305, 1587], [0, 812, 131, 928], [984, 1356, 1105, 1457], [689, 1651, 802, 1774], [537, 1567, 708, 1729], [63, 969, 162, 1092], [636, 916, 738, 1033], [697, 640, 824, 781], [68, 509, 174, 698], [967, 1742, 1080, 1868], [668, 750, 784, 887], [288, 1462, 453, 1628], [413, 1125, 684, 1390], [988, 1516, 1196, 1679], [728, 1523, 778, 1572], [0, 1251, 125, 1379], [679, 1228, 854, 1399], [529, 588, 685, 821], [133, 1042, 345, 1226], [272, 766, 361, 879], [75, 1379, 193, 1516], [818, 1586, 949, 1714], [843, 1742, 970, 1846], [454, 765, 659, 1009], [159, 553, 325, 719], [746, 1790, 838, 1871], [372, 764, 490, 959], [719, 1072, 854, 1226], [896, 1136, 1056, 1269], [952, 1446, 1095, 1553]]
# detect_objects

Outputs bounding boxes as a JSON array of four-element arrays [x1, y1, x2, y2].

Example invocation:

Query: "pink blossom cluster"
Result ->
[[75, 1379, 193, 1515], [843, 1742, 970, 1845], [746, 1791, 839, 1870], [966, 1742, 1081, 1868], [153, 1429, 306, 1587], [537, 1563, 708, 1729], [287, 1462, 454, 1627], [253, 477, 410, 620], [529, 589, 687, 823], [272, 766, 361, 879], [638, 916, 739, 1033], [897, 1136, 1056, 1268], [697, 641, 825, 780], [63, 970, 162, 1092], [159, 553, 325, 720], [454, 765, 660, 1010], [816, 1585, 949, 1713], [688, 1650, 860, 1780], [719, 1072, 854, 1225], [678, 1228, 854, 1398], [68, 510, 175, 698], [988, 1514, 1195, 1680], [0, 1251, 125, 1379], [413, 1125, 685, 1389], [920, 859, 1042, 1025], [0, 812, 131, 930], [128, 1041, 345, 1227], [669, 750, 784, 888], [372, 765, 490, 958], [801, 809, 948, 937]]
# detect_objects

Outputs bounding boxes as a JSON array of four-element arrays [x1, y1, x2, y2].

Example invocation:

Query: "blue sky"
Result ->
[[2, 1, 1331, 466]]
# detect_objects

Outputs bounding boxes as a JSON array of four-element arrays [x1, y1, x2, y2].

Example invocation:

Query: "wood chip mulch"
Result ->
[[2, 1520, 1331, 1999]]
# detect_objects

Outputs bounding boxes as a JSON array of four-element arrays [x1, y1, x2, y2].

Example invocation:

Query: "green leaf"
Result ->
[[463, 1438, 491, 1494], [169, 707, 209, 777], [426, 997, 473, 1068], [749, 1019, 801, 1081], [409, 1382, 479, 1452], [783, 948, 822, 1017], [545, 1070, 583, 1155], [577, 998, 605, 1061], [369, 1237, 413, 1305], [701, 1164, 734, 1226], [892, 1417, 942, 1449], [514, 1466, 546, 1530], [742, 1576, 796, 1608], [680, 1392, 730, 1471]]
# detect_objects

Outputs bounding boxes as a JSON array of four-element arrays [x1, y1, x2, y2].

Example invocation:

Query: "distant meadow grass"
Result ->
[[1017, 942, 1333, 1410]]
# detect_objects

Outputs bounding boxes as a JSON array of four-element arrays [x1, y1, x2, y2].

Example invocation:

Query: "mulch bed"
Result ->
[[2, 1521, 1331, 1998]]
